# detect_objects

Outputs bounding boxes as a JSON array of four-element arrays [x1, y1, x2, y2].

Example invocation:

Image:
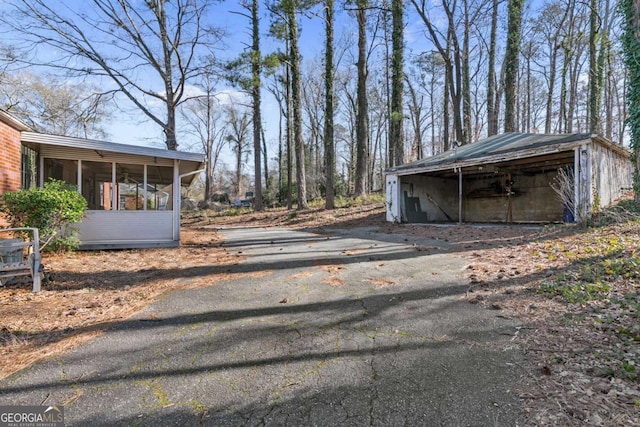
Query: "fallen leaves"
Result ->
[[456, 220, 640, 425], [0, 227, 238, 379]]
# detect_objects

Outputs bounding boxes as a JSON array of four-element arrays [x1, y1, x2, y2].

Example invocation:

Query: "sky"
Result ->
[[105, 0, 354, 167], [0, 0, 443, 170], [103, 0, 439, 171]]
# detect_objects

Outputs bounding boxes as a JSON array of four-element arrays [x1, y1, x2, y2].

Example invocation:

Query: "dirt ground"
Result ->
[[1, 202, 638, 425]]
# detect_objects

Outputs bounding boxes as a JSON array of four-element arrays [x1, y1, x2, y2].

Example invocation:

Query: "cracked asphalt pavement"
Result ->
[[0, 226, 527, 426]]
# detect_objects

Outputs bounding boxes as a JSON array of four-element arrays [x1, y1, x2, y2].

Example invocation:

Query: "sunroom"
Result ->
[[20, 132, 204, 249]]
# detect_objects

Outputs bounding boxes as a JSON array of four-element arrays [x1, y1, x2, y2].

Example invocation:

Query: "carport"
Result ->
[[385, 133, 632, 224]]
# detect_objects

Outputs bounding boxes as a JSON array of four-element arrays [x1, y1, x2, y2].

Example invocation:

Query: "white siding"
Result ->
[[385, 174, 401, 222], [575, 145, 592, 222], [77, 210, 175, 248], [591, 141, 633, 208]]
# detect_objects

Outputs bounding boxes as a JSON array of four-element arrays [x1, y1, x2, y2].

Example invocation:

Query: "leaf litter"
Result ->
[[2, 201, 639, 425]]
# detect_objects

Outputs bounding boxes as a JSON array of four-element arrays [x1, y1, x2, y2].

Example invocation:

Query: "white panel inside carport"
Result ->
[[386, 174, 401, 222]]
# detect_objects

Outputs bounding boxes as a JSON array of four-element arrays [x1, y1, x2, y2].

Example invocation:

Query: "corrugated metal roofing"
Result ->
[[21, 131, 204, 163], [387, 132, 599, 175]]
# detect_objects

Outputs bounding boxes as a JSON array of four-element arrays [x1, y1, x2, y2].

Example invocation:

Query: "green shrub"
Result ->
[[0, 179, 87, 251]]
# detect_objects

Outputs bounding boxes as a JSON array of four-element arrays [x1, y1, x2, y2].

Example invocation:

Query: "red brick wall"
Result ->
[[0, 120, 22, 226], [0, 119, 22, 195]]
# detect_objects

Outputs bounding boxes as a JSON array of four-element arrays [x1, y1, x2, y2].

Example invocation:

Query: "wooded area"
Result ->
[[0, 0, 636, 208]]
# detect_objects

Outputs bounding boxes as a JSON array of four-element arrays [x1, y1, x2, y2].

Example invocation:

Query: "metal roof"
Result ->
[[387, 132, 628, 176], [21, 131, 204, 163]]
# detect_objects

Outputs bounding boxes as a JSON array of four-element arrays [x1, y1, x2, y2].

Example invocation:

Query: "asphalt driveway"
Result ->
[[0, 226, 527, 426]]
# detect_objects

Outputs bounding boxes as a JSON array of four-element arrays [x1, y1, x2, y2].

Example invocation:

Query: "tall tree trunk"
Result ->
[[287, 0, 308, 209], [588, 0, 601, 134], [410, 0, 463, 146], [567, 44, 584, 133], [278, 104, 283, 194], [236, 140, 243, 198], [589, 0, 609, 134], [285, 44, 294, 209], [544, 1, 572, 134], [383, 6, 392, 172], [604, 45, 613, 139], [324, 0, 336, 209], [354, 3, 368, 199], [261, 126, 269, 192], [429, 72, 437, 154], [165, 107, 177, 150], [406, 78, 424, 160], [389, 0, 404, 166], [487, 0, 499, 136], [204, 89, 213, 201], [545, 45, 560, 133], [602, 0, 613, 140], [443, 63, 450, 151], [461, 0, 472, 143], [621, 0, 640, 203], [504, 0, 524, 133], [524, 42, 532, 132], [494, 59, 506, 134], [445, 7, 465, 144], [251, 0, 263, 210], [560, 49, 569, 132]]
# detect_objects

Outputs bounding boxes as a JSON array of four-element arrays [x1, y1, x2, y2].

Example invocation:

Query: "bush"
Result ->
[[0, 179, 88, 251]]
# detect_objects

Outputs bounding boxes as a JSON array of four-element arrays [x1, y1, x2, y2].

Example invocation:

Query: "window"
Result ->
[[146, 166, 173, 210], [116, 163, 146, 210], [82, 161, 113, 210], [43, 158, 78, 186], [21, 146, 37, 189], [42, 158, 173, 211]]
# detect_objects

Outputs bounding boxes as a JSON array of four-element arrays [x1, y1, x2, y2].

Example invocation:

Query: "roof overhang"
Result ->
[[20, 131, 205, 182], [387, 133, 631, 177], [0, 110, 32, 132]]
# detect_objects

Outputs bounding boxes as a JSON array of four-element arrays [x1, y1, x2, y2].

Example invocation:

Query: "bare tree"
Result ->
[[404, 75, 426, 160], [0, 72, 111, 139], [302, 62, 328, 199], [529, 0, 571, 134], [263, 56, 292, 205], [179, 73, 228, 203], [410, 0, 466, 145], [3, 0, 219, 150], [225, 104, 252, 199]]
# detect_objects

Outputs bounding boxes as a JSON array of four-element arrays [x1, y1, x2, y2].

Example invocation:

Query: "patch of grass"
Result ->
[[611, 291, 640, 315], [538, 279, 611, 305], [594, 359, 638, 381], [535, 210, 640, 384], [587, 198, 640, 227], [286, 211, 297, 221]]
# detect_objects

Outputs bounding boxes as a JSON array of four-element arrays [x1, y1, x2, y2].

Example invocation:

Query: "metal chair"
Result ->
[[0, 227, 43, 292]]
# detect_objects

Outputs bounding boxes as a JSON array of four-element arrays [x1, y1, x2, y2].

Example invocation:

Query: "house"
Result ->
[[385, 133, 632, 224], [0, 110, 204, 249]]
